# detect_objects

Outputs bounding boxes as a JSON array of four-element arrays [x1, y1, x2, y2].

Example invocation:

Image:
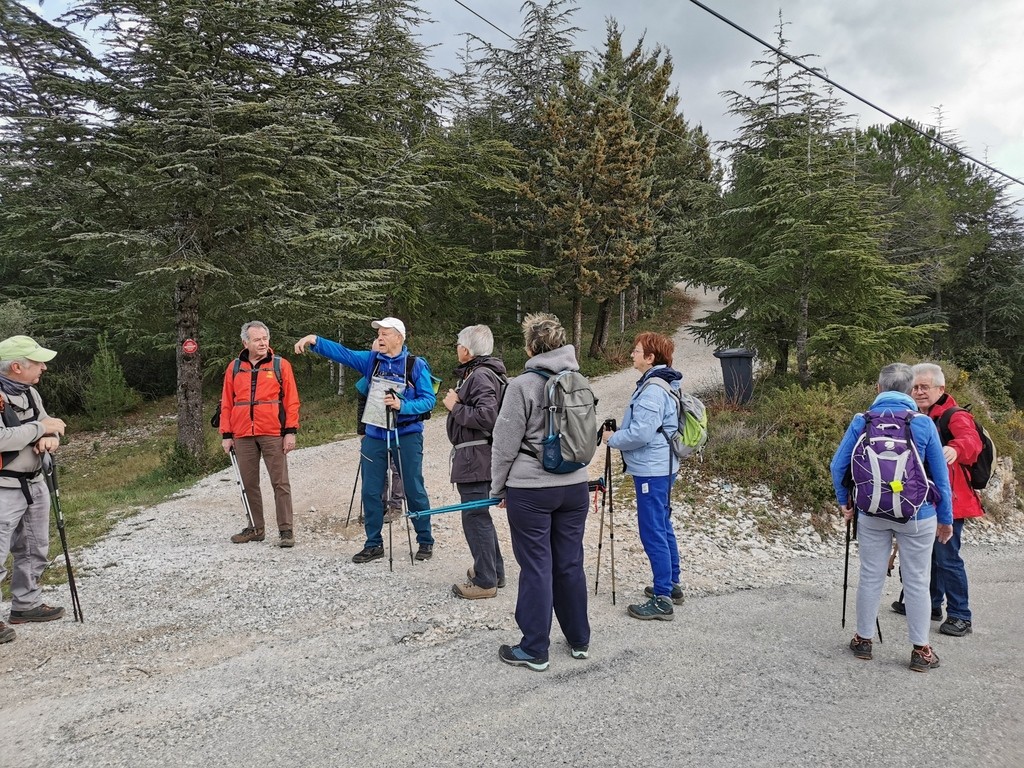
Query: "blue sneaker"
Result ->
[[498, 644, 549, 671]]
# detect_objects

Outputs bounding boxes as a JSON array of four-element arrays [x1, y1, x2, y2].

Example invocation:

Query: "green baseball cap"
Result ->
[[0, 335, 57, 362]]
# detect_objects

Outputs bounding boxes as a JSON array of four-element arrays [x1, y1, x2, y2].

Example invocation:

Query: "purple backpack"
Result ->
[[850, 410, 935, 522]]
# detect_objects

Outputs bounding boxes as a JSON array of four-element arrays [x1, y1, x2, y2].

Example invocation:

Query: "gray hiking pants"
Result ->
[[856, 513, 937, 646], [0, 480, 51, 611]]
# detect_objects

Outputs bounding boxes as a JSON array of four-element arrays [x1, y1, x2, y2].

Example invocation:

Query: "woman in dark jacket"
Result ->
[[443, 325, 508, 599]]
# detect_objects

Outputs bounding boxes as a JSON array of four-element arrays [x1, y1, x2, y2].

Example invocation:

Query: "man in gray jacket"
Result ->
[[0, 335, 68, 643], [443, 325, 508, 599]]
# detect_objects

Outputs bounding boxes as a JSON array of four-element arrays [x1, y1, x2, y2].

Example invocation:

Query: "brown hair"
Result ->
[[634, 332, 674, 367]]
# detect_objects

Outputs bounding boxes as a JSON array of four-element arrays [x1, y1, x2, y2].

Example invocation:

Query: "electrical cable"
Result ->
[[685, 0, 1024, 188]]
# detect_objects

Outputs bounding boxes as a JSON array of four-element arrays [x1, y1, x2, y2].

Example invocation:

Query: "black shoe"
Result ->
[[569, 644, 589, 660], [278, 529, 295, 548], [352, 546, 385, 564], [9, 604, 64, 624], [645, 584, 685, 605], [627, 596, 674, 621], [0, 622, 15, 644], [891, 601, 942, 621], [939, 617, 972, 637], [415, 544, 433, 561]]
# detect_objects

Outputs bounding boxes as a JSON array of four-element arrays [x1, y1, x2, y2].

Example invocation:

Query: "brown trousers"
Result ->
[[233, 435, 293, 531]]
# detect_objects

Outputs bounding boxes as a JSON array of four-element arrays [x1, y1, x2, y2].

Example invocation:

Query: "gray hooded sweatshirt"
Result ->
[[489, 344, 590, 497]]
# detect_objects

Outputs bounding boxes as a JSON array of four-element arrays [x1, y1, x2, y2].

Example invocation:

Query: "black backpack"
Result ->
[[935, 405, 997, 490]]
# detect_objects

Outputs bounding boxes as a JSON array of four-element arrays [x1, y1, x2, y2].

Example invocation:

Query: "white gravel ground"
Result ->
[[2, 287, 1022, 768]]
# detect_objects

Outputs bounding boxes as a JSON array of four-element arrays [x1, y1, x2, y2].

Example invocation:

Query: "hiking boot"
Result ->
[[498, 644, 549, 672], [452, 581, 497, 600], [891, 600, 942, 621], [570, 644, 589, 660], [939, 617, 973, 637], [230, 526, 265, 544], [849, 634, 873, 660], [415, 544, 433, 561], [0, 622, 15, 644], [383, 503, 403, 523], [645, 584, 685, 605], [910, 645, 940, 672], [627, 596, 674, 621], [468, 566, 506, 589], [352, 546, 385, 564], [9, 604, 65, 624], [278, 529, 295, 548]]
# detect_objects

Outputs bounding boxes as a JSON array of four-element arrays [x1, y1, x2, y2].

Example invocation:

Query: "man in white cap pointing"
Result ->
[[295, 318, 438, 563], [0, 335, 68, 643]]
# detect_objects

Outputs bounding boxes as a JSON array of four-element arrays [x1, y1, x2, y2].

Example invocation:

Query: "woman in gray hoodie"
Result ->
[[490, 313, 591, 672]]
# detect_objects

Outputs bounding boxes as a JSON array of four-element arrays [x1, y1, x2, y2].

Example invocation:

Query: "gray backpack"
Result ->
[[639, 378, 708, 460], [520, 369, 598, 474]]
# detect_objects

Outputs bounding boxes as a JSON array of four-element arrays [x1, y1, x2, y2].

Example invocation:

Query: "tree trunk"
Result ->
[[796, 288, 810, 387], [572, 293, 583, 361], [588, 298, 612, 359], [775, 340, 789, 375], [174, 274, 205, 460], [627, 284, 639, 324]]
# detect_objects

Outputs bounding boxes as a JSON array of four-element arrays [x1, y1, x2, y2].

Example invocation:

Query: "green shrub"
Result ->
[[83, 334, 141, 422]]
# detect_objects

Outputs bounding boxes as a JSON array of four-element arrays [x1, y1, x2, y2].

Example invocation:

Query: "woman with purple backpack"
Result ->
[[830, 362, 953, 673]]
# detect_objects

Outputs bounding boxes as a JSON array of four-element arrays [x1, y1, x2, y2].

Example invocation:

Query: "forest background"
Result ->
[[2, 0, 1022, 534]]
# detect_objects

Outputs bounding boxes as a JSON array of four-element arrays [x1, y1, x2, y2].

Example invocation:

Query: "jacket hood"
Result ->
[[524, 344, 580, 374], [239, 347, 276, 365], [925, 391, 959, 418], [455, 355, 508, 379], [640, 365, 682, 388], [869, 390, 918, 411]]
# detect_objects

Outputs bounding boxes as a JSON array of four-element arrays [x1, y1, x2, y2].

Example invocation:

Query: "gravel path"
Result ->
[[2, 286, 1022, 768]]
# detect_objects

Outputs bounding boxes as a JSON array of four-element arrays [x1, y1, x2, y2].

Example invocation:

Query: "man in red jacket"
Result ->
[[220, 321, 301, 547], [907, 362, 984, 637]]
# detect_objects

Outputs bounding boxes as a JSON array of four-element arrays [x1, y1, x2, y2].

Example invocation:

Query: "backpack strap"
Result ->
[[518, 369, 552, 459]]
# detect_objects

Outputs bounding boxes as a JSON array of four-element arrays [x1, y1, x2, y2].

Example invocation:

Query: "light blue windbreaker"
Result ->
[[607, 365, 682, 477]]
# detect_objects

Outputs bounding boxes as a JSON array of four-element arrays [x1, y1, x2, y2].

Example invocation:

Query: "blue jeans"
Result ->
[[633, 475, 680, 598], [506, 484, 590, 659], [360, 431, 432, 548], [931, 518, 971, 621]]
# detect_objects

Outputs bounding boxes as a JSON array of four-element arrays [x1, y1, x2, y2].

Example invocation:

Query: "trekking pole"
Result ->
[[229, 448, 255, 530], [606, 443, 617, 606], [591, 477, 606, 596], [385, 392, 415, 566], [43, 456, 83, 623], [345, 461, 361, 527], [842, 516, 851, 628], [384, 414, 394, 573]]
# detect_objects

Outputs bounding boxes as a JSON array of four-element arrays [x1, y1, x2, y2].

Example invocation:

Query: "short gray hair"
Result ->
[[522, 312, 566, 356], [0, 359, 25, 375], [878, 362, 914, 394], [241, 321, 270, 342], [457, 325, 494, 357], [912, 362, 945, 387]]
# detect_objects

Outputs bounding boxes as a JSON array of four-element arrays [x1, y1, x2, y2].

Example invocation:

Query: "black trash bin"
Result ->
[[713, 348, 755, 405]]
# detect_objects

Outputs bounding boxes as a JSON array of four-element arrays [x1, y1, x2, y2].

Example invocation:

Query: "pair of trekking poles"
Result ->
[[41, 455, 84, 623]]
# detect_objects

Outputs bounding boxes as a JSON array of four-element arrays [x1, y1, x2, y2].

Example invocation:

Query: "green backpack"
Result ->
[[641, 378, 708, 460]]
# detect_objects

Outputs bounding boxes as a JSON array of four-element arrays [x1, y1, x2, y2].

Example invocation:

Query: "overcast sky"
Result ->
[[417, 0, 1024, 201]]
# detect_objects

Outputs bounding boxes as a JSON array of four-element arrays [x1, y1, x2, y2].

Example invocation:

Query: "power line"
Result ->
[[686, 0, 1024, 188]]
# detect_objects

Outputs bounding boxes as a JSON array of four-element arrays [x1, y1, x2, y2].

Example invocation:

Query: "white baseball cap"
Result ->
[[371, 317, 406, 338]]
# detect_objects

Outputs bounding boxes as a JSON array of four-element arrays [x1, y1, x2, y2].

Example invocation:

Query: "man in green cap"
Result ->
[[0, 335, 68, 643]]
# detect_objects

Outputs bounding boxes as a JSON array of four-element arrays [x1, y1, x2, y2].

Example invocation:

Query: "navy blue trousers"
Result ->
[[506, 483, 590, 659]]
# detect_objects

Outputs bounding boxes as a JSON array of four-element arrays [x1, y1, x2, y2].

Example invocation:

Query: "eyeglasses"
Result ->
[[911, 384, 939, 392]]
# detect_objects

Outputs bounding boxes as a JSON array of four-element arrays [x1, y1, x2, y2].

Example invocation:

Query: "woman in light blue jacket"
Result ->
[[604, 332, 684, 622]]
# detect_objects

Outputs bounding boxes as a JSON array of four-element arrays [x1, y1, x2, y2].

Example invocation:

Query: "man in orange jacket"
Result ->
[[220, 321, 301, 547], [906, 362, 984, 637]]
